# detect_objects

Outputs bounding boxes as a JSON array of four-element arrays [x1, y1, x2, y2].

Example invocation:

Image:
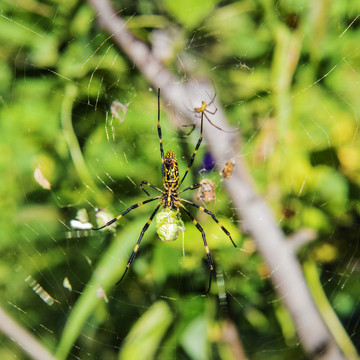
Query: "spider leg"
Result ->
[[179, 204, 214, 293], [116, 202, 162, 284], [204, 111, 238, 133], [204, 107, 217, 115], [139, 180, 164, 196], [178, 183, 200, 195], [157, 89, 165, 180], [181, 123, 196, 136], [203, 112, 223, 132], [179, 112, 204, 186], [181, 198, 237, 248], [206, 91, 217, 106], [92, 196, 162, 230]]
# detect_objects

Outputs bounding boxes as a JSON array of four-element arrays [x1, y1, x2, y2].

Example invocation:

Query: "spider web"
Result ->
[[0, 1, 359, 360]]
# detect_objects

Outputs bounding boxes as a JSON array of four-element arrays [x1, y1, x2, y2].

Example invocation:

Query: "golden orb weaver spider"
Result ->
[[93, 89, 236, 292]]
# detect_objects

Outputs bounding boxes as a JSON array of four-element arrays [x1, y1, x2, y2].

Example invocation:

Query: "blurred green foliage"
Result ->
[[0, 0, 359, 359]]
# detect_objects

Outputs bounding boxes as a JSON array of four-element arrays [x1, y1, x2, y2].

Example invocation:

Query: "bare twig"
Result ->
[[0, 307, 56, 360], [86, 1, 348, 359], [287, 228, 318, 253], [221, 318, 248, 360]]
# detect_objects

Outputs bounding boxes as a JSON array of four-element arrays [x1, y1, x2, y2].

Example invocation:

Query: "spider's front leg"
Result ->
[[179, 113, 204, 186], [178, 183, 201, 194], [139, 180, 164, 196]]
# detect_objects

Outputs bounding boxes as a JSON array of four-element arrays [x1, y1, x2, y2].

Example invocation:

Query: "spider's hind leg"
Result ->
[[179, 204, 214, 293], [117, 202, 162, 284], [181, 198, 236, 248]]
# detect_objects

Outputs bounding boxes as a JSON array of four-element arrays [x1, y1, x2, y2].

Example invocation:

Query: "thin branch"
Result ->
[[86, 1, 348, 359], [221, 318, 248, 360], [0, 307, 56, 360], [287, 228, 318, 253]]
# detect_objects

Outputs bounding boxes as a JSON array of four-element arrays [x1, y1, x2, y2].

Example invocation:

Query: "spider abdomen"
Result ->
[[155, 208, 185, 242]]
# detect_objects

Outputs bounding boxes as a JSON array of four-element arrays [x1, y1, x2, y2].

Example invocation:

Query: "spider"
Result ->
[[183, 91, 221, 135], [93, 89, 236, 292], [194, 91, 221, 130], [220, 161, 234, 179], [184, 91, 237, 135], [196, 178, 216, 205]]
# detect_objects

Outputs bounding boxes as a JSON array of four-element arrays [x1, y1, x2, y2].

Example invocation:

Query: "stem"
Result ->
[[61, 83, 105, 205], [303, 261, 359, 360]]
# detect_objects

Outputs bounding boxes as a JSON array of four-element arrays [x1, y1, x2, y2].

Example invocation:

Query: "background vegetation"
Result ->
[[0, 0, 359, 359]]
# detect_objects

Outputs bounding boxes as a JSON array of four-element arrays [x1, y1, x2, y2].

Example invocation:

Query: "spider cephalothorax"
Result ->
[[163, 150, 179, 190]]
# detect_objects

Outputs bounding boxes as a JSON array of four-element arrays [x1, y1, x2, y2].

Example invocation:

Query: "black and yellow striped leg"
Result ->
[[157, 89, 165, 180], [180, 204, 214, 293], [92, 196, 162, 230], [178, 183, 200, 195], [116, 202, 162, 285], [139, 181, 164, 196], [179, 112, 204, 186], [181, 199, 237, 248]]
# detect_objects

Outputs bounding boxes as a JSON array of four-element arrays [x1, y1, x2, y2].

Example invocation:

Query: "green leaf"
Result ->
[[119, 301, 173, 360], [180, 315, 208, 360], [312, 166, 349, 215], [160, 0, 219, 28]]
